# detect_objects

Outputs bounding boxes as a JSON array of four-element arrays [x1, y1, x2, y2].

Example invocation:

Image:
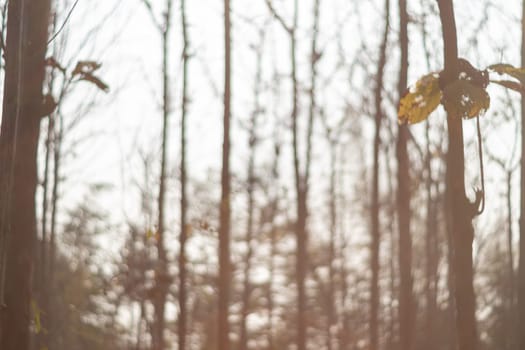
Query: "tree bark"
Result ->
[[239, 24, 264, 350], [0, 0, 51, 348], [218, 0, 232, 349], [266, 67, 281, 350], [178, 0, 189, 349], [47, 112, 62, 350], [506, 170, 516, 350], [396, 1, 414, 349], [289, 1, 308, 348], [437, 1, 478, 350], [370, 1, 389, 349], [177, 1, 190, 350], [152, 2, 173, 349], [327, 136, 336, 350], [519, 0, 525, 348], [424, 123, 439, 350]]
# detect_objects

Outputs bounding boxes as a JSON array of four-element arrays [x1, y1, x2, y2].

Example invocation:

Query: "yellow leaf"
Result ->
[[442, 80, 490, 119], [398, 72, 441, 124], [488, 63, 525, 85]]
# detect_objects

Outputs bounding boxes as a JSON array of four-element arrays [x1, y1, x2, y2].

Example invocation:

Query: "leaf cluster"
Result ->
[[398, 60, 525, 124], [45, 57, 110, 93]]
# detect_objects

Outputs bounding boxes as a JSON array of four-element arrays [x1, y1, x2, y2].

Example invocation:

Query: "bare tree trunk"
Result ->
[[35, 114, 53, 350], [178, 0, 190, 348], [239, 24, 265, 350], [396, 1, 413, 349], [437, 2, 478, 350], [266, 67, 281, 350], [40, 117, 53, 290], [47, 112, 62, 350], [0, 0, 51, 347], [327, 136, 337, 350], [424, 123, 439, 350], [507, 170, 516, 350], [238, 138, 255, 350], [445, 191, 458, 350], [218, 0, 232, 348], [338, 147, 350, 350], [384, 143, 397, 350], [152, 2, 173, 350], [263, 2, 308, 347], [519, 0, 525, 348], [370, 1, 389, 349], [289, 1, 307, 348]]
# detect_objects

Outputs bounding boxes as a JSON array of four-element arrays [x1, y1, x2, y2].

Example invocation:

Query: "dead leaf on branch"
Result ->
[[442, 80, 490, 119], [398, 72, 441, 125], [72, 61, 102, 76], [80, 73, 109, 93], [398, 61, 525, 124], [488, 63, 525, 85]]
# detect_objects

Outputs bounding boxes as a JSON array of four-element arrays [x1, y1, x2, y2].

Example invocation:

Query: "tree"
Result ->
[[437, 2, 478, 349], [370, 1, 389, 349], [218, 0, 232, 349], [178, 0, 190, 349], [519, 0, 525, 348], [264, 1, 310, 348], [397, 1, 525, 349], [396, 0, 414, 349], [139, 1, 174, 348], [0, 0, 52, 348], [398, 2, 525, 350], [238, 22, 265, 350]]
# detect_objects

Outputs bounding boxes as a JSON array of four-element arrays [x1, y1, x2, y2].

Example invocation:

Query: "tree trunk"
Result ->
[[370, 1, 389, 349], [507, 170, 516, 350], [288, 1, 307, 348], [396, 1, 414, 349], [327, 136, 337, 350], [239, 24, 265, 350], [519, 0, 525, 348], [424, 123, 439, 350], [437, 1, 478, 350], [178, 0, 189, 348], [152, 2, 173, 349], [266, 68, 281, 350], [263, 2, 307, 346], [47, 112, 62, 350], [218, 0, 232, 348], [0, 0, 51, 348]]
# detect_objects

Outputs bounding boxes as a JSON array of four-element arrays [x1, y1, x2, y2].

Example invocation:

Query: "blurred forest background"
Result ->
[[1, 0, 525, 350]]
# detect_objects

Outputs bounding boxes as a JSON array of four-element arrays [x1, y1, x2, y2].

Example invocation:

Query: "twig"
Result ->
[[48, 0, 81, 44], [264, 0, 291, 33], [140, 0, 163, 32]]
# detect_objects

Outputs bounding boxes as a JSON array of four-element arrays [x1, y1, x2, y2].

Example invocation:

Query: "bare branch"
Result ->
[[264, 0, 291, 33], [141, 0, 163, 31]]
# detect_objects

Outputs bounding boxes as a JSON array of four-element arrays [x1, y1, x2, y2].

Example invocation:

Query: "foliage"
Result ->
[[398, 61, 525, 124], [45, 57, 109, 93], [442, 79, 490, 119], [398, 73, 441, 124]]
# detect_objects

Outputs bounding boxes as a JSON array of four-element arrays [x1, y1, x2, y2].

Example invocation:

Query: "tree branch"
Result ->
[[141, 0, 162, 31], [265, 0, 292, 33]]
